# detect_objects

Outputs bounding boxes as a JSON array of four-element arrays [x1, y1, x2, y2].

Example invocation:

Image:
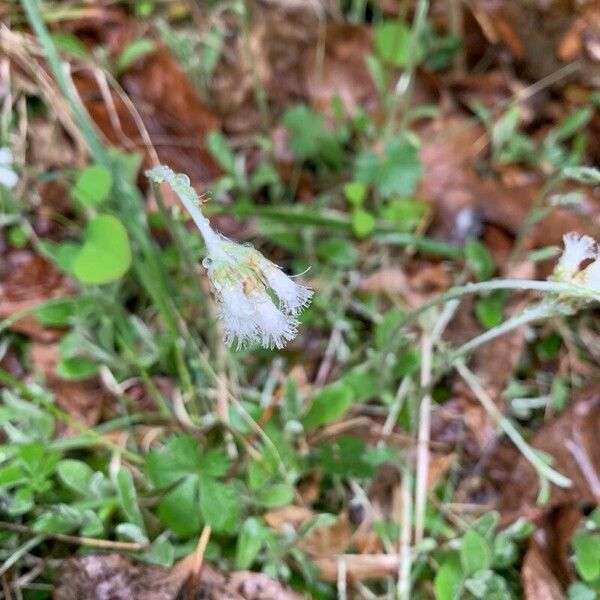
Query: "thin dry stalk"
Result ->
[[414, 332, 433, 545]]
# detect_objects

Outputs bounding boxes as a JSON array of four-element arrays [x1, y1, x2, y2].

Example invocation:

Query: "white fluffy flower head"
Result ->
[[550, 232, 600, 298], [146, 165, 313, 349]]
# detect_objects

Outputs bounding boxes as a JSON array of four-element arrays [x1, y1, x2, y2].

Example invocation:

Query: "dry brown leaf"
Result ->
[[522, 540, 566, 600], [303, 23, 377, 116], [499, 386, 600, 524], [54, 553, 307, 600], [29, 342, 108, 433], [0, 255, 72, 342], [521, 503, 583, 599], [264, 506, 354, 558], [418, 114, 599, 249]]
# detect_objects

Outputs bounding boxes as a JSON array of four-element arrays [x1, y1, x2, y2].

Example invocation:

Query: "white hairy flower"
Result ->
[[583, 257, 600, 292], [146, 165, 313, 349], [555, 232, 596, 280], [0, 148, 18, 189]]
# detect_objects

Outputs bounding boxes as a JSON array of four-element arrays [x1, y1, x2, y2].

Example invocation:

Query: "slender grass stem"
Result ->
[[455, 361, 572, 488]]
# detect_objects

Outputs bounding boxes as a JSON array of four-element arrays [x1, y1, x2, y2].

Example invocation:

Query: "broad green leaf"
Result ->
[[115, 38, 156, 73], [72, 214, 131, 285], [7, 486, 34, 516], [0, 463, 27, 488], [50, 33, 90, 58], [465, 240, 495, 281], [157, 477, 201, 537], [55, 357, 99, 380], [236, 518, 265, 569], [355, 140, 422, 198], [57, 459, 94, 495], [302, 382, 355, 429], [344, 182, 367, 206], [72, 165, 113, 207], [316, 238, 359, 267], [461, 529, 492, 575], [352, 209, 376, 237], [255, 482, 295, 508], [33, 504, 82, 534], [117, 468, 145, 530], [199, 475, 240, 532], [434, 555, 463, 600], [475, 292, 507, 329], [375, 21, 424, 67], [206, 131, 236, 173], [146, 435, 230, 488], [572, 534, 600, 582], [568, 582, 597, 600]]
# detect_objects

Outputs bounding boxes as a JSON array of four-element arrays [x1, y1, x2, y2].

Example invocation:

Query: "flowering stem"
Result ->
[[146, 167, 221, 254], [400, 279, 590, 329], [455, 360, 572, 488], [445, 301, 565, 366]]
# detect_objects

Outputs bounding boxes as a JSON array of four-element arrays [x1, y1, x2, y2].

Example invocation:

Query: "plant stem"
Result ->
[[455, 361, 572, 488]]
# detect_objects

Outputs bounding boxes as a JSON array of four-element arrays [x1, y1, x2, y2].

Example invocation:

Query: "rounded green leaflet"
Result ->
[[72, 214, 132, 285], [72, 165, 113, 207], [375, 21, 425, 67]]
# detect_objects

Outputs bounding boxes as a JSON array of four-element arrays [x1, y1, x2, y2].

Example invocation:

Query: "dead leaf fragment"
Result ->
[[54, 553, 307, 600]]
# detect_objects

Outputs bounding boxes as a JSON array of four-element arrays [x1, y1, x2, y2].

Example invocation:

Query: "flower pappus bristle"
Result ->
[[554, 232, 596, 281], [146, 165, 313, 349]]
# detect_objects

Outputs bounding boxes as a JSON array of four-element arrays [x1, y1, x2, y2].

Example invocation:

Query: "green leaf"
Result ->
[[256, 482, 295, 508], [563, 166, 600, 185], [282, 104, 345, 167], [146, 435, 230, 488], [57, 459, 94, 495], [380, 197, 429, 231], [344, 182, 367, 206], [315, 436, 377, 479], [434, 555, 463, 600], [39, 240, 80, 273], [375, 309, 404, 350], [72, 214, 132, 285], [568, 582, 597, 600], [355, 139, 422, 198], [394, 348, 421, 378], [302, 382, 355, 429], [55, 357, 99, 380], [352, 209, 376, 237], [206, 131, 236, 173], [464, 240, 495, 281], [33, 505, 82, 534], [236, 517, 265, 569], [35, 298, 79, 326], [0, 464, 28, 489], [375, 21, 424, 67], [199, 475, 240, 532], [157, 477, 201, 537], [117, 468, 145, 531], [549, 107, 593, 144], [475, 292, 507, 329], [72, 165, 113, 207], [7, 486, 34, 516], [50, 33, 90, 58], [115, 38, 156, 73], [572, 534, 600, 582], [316, 238, 358, 267], [461, 529, 492, 576]]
